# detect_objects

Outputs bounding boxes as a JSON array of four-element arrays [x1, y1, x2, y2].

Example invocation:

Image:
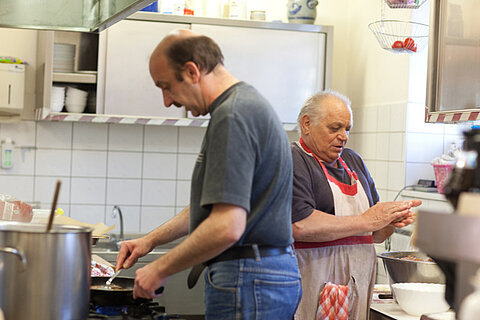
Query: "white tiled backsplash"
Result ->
[[0, 120, 204, 234]]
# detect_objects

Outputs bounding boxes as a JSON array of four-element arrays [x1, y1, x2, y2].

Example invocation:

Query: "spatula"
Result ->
[[106, 268, 122, 286]]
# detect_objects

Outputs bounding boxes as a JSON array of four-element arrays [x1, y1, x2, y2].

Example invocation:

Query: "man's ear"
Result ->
[[301, 114, 311, 134], [183, 61, 201, 83]]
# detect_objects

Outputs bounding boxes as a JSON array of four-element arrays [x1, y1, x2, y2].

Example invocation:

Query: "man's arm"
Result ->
[[116, 205, 191, 270], [292, 200, 421, 242], [133, 203, 247, 298]]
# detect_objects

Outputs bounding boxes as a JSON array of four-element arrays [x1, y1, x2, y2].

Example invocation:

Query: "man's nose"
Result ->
[[339, 130, 348, 141], [162, 90, 174, 107]]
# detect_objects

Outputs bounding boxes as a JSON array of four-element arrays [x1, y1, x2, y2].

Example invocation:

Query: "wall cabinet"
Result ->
[[35, 13, 332, 126], [191, 24, 325, 123], [101, 20, 187, 118], [426, 0, 480, 123]]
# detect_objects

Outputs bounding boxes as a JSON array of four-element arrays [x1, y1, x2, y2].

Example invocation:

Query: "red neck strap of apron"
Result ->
[[298, 138, 358, 182]]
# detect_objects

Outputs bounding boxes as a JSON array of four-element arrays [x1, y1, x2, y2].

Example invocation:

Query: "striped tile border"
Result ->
[[39, 112, 298, 131]]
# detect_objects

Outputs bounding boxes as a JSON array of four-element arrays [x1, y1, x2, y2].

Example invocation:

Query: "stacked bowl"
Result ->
[[51, 86, 65, 112], [53, 43, 75, 73], [65, 87, 88, 113]]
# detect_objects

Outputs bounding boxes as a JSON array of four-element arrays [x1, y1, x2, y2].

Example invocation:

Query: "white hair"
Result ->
[[296, 89, 352, 131]]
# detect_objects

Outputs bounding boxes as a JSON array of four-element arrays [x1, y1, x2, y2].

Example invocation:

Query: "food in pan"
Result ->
[[399, 255, 433, 262], [91, 284, 125, 290]]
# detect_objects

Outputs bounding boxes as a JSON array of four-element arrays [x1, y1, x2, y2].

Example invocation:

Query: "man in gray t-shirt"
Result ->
[[116, 29, 301, 320], [190, 81, 293, 247]]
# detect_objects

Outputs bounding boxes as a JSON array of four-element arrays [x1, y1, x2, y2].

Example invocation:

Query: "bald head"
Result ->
[[150, 29, 197, 61], [150, 29, 224, 82]]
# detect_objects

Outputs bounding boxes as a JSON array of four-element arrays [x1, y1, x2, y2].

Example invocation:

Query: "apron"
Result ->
[[294, 139, 377, 320]]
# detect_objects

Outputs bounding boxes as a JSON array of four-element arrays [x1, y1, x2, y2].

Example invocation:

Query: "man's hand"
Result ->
[[116, 237, 153, 270], [133, 260, 166, 299], [362, 199, 422, 231]]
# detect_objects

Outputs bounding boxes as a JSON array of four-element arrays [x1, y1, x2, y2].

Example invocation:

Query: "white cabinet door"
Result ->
[[191, 24, 325, 123], [0, 64, 25, 114], [103, 20, 189, 118]]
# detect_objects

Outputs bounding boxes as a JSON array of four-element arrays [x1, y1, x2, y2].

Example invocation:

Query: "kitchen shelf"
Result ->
[[52, 71, 97, 84], [39, 111, 299, 131]]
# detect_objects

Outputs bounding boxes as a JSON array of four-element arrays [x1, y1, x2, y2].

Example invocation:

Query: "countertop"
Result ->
[[370, 285, 455, 320], [371, 301, 455, 320]]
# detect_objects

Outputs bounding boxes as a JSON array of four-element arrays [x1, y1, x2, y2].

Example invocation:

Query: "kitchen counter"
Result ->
[[371, 302, 455, 320], [370, 285, 455, 320]]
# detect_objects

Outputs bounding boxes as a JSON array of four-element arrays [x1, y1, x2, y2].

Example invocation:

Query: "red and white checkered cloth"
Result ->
[[316, 282, 348, 320]]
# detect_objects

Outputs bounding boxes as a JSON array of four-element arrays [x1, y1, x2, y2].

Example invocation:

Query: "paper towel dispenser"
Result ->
[[0, 64, 25, 116]]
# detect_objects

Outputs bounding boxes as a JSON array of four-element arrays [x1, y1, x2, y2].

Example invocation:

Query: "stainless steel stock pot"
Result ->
[[0, 221, 92, 320]]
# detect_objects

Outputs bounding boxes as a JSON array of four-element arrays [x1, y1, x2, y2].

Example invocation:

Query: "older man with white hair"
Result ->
[[291, 90, 421, 319]]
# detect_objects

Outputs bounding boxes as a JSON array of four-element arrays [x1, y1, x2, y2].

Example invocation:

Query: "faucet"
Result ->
[[112, 205, 124, 245]]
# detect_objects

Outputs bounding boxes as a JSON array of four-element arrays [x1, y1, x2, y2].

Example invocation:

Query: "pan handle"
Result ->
[[0, 247, 27, 272]]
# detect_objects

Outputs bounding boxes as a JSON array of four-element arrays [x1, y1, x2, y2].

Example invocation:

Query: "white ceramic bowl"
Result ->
[[65, 102, 86, 113], [392, 283, 450, 316]]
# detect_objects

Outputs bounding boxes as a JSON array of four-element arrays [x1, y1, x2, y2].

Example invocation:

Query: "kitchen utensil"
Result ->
[[378, 251, 445, 284], [0, 221, 92, 320], [106, 268, 122, 286], [91, 276, 164, 306], [392, 283, 450, 316], [46, 180, 61, 232]]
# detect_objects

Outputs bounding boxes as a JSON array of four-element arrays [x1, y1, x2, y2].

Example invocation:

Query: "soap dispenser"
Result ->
[[1, 138, 14, 169]]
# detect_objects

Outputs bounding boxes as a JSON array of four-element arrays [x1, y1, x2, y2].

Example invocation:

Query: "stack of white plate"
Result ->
[[65, 87, 88, 113], [53, 43, 75, 73], [51, 86, 65, 112]]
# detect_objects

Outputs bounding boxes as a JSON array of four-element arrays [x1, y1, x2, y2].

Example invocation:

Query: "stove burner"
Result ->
[[88, 301, 187, 320]]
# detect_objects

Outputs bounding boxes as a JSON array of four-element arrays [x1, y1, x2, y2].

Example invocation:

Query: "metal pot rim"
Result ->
[[0, 221, 92, 234], [378, 250, 437, 264]]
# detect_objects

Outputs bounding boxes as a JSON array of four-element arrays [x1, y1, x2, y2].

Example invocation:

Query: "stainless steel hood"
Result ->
[[0, 0, 156, 32]]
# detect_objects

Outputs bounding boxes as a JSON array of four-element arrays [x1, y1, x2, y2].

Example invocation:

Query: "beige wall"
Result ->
[[316, 1, 411, 107]]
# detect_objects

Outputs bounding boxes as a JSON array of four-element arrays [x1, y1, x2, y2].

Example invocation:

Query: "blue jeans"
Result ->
[[204, 251, 302, 320]]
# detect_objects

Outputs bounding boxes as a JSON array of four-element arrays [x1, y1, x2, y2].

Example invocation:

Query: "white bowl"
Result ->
[[66, 86, 88, 97], [65, 102, 86, 113], [392, 283, 450, 316]]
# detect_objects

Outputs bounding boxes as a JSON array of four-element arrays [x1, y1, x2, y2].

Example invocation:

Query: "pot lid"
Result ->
[[0, 0, 156, 32]]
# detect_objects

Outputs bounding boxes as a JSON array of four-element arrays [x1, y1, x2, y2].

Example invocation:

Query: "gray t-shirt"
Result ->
[[189, 82, 293, 246]]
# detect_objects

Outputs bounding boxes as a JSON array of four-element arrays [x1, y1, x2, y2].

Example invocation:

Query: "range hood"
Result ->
[[0, 0, 156, 32]]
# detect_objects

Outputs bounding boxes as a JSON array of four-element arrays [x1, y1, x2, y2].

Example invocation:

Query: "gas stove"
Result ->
[[88, 301, 204, 320]]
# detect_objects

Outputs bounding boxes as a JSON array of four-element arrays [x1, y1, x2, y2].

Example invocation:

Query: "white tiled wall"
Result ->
[[0, 120, 205, 234], [349, 102, 407, 201]]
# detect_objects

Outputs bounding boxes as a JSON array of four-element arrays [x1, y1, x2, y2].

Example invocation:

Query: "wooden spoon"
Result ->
[[46, 180, 61, 232]]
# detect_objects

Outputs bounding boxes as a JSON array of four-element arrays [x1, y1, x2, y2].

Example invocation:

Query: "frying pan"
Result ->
[[90, 276, 164, 306]]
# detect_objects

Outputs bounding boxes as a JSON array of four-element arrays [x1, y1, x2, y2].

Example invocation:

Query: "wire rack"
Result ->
[[368, 20, 429, 54], [384, 0, 427, 9]]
